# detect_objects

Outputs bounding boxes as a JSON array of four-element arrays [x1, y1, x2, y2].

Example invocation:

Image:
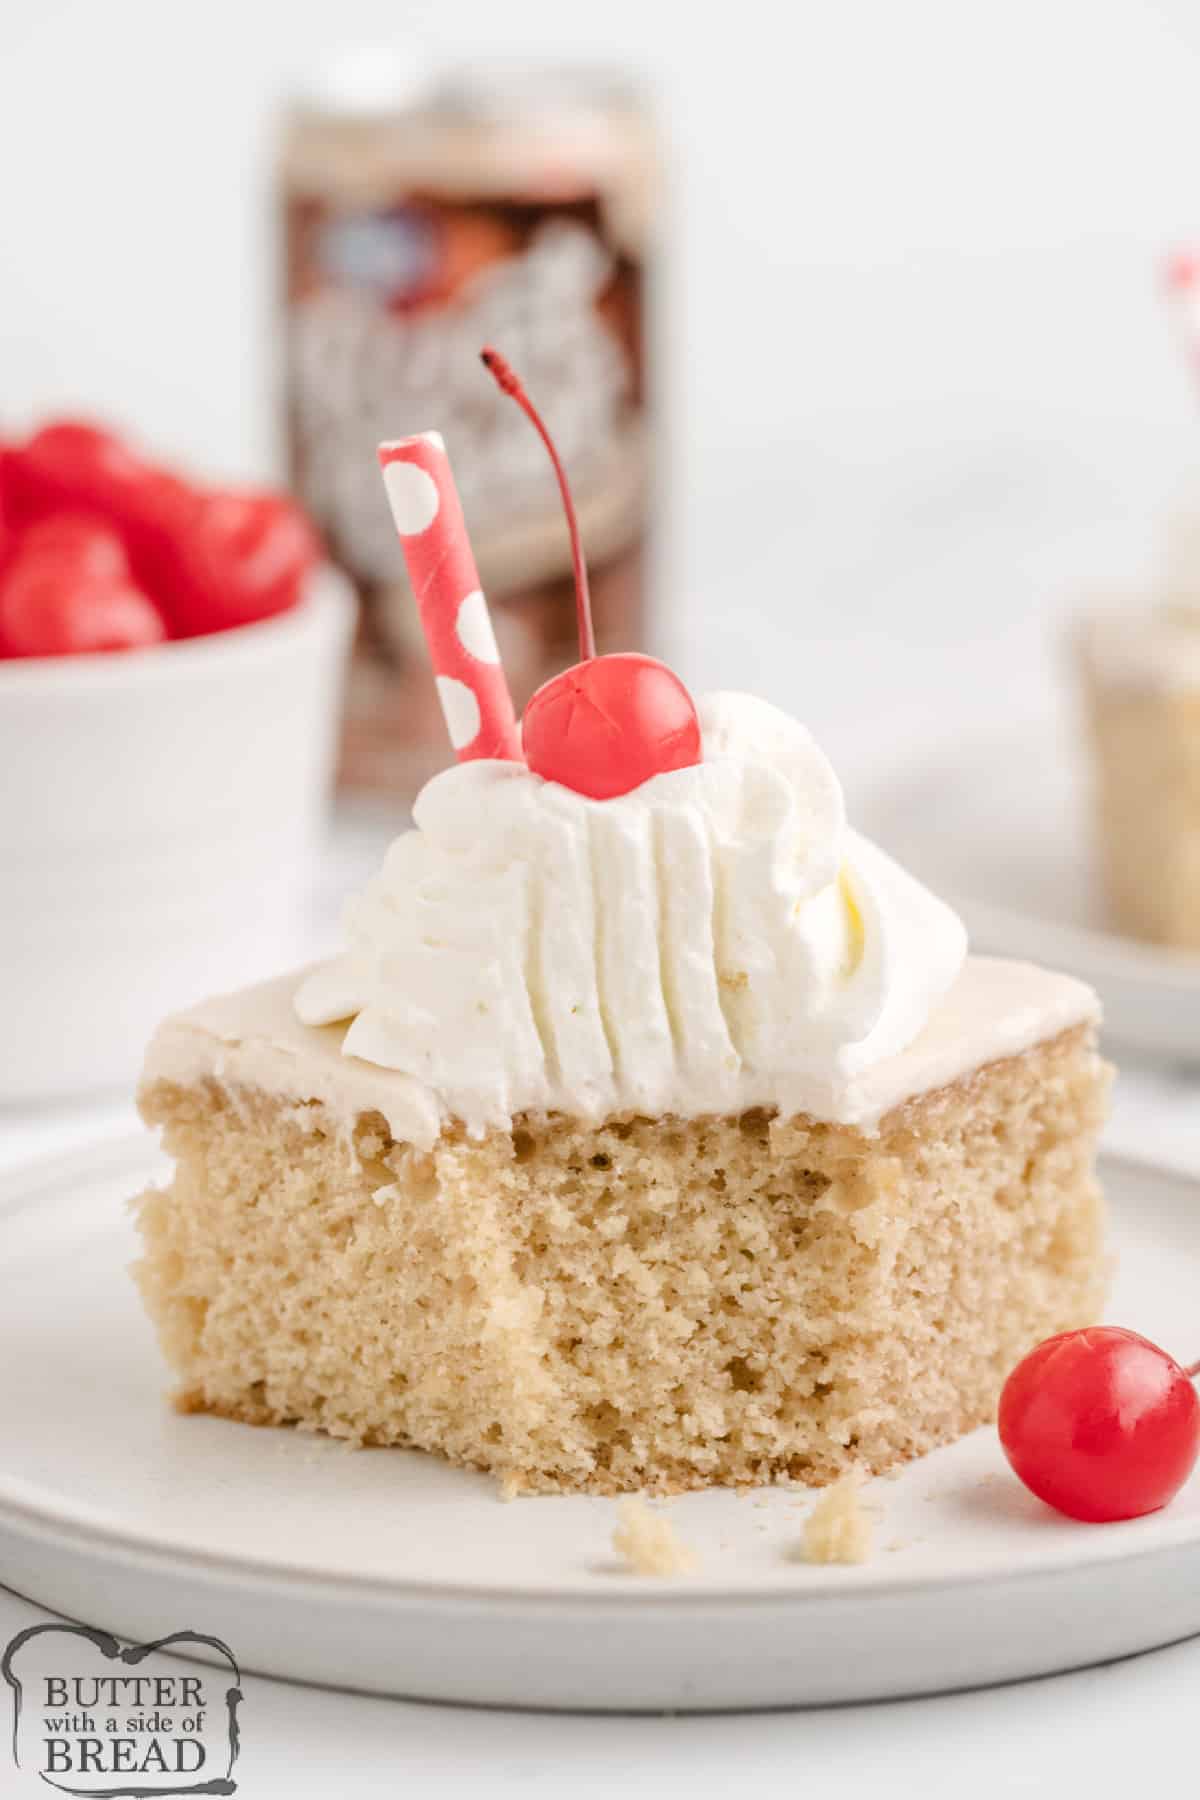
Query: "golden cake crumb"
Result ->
[[802, 1473, 873, 1565], [133, 1025, 1108, 1496], [612, 1497, 697, 1577]]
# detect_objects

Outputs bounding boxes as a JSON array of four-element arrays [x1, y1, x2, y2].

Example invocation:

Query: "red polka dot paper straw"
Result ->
[[377, 431, 524, 764]]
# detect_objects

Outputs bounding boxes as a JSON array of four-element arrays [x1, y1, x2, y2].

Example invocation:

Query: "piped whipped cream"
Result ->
[[295, 692, 970, 1135]]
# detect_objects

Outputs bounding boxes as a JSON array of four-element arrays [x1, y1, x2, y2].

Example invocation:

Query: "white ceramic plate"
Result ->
[[2, 1136, 1200, 1713], [858, 714, 1200, 1064]]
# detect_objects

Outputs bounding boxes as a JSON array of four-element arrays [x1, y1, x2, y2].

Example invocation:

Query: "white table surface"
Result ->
[[0, 1575, 1198, 1800], [3, 808, 1199, 1797]]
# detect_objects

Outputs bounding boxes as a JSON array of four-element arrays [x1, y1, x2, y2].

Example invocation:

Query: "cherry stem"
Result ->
[[480, 346, 595, 662], [1186, 1359, 1200, 1380]]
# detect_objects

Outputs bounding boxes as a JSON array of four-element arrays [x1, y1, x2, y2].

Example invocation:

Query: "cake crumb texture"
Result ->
[[802, 1472, 872, 1565], [134, 1025, 1108, 1496], [612, 1498, 697, 1577]]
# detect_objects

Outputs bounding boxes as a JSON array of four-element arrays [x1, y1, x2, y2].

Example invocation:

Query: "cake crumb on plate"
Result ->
[[612, 1497, 697, 1577], [801, 1472, 873, 1565]]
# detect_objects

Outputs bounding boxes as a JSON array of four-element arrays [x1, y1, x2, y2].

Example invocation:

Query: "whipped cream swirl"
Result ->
[[297, 692, 967, 1134]]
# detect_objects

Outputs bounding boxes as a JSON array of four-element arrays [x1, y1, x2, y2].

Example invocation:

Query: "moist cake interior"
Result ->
[[135, 1021, 1108, 1496]]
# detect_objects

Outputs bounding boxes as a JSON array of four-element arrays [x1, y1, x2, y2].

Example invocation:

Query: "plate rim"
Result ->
[[3, 1133, 1199, 1613], [952, 891, 1200, 996]]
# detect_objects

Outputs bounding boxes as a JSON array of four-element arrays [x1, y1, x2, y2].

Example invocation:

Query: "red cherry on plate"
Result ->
[[0, 557, 166, 657], [480, 346, 701, 799], [523, 652, 702, 799], [998, 1327, 1200, 1523]]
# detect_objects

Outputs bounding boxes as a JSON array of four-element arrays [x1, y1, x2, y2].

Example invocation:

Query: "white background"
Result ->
[[5, 0, 1200, 760], [2, 1573, 1200, 1800], [5, 2, 1200, 1790]]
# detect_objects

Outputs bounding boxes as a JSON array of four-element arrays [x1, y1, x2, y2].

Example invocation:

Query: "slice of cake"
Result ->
[[1077, 605, 1200, 950], [135, 367, 1108, 1497], [134, 690, 1109, 1496]]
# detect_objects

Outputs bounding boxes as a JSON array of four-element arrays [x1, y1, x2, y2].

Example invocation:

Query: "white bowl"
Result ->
[[0, 570, 354, 1102]]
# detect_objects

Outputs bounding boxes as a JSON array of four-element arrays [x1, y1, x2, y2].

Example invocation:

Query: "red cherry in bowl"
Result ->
[[5, 420, 151, 526], [480, 346, 702, 800], [523, 652, 701, 800], [17, 512, 131, 582], [0, 557, 165, 656], [999, 1327, 1200, 1523], [0, 510, 167, 657]]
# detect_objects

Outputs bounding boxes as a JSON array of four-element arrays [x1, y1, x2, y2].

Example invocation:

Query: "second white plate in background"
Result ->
[[860, 713, 1200, 1064]]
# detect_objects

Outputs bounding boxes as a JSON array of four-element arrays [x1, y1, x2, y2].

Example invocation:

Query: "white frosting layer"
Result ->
[[294, 692, 974, 1137], [142, 957, 1099, 1151]]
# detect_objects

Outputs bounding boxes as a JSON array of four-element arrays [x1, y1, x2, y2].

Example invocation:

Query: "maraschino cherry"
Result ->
[[0, 510, 166, 656], [480, 346, 701, 801], [999, 1327, 1200, 1523]]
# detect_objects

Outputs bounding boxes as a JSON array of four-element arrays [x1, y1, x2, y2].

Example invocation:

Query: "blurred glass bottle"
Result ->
[[279, 50, 660, 797]]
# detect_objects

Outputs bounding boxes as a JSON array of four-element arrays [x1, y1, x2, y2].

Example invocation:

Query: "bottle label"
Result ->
[[283, 178, 652, 797]]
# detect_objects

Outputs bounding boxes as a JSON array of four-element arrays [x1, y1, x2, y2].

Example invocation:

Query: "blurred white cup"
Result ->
[[0, 570, 354, 1102]]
